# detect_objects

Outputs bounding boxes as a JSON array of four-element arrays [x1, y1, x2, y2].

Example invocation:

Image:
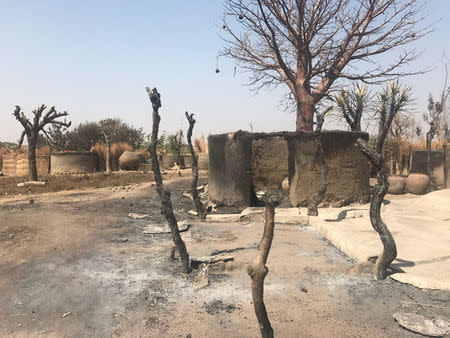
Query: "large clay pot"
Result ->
[[282, 177, 289, 191], [119, 151, 140, 171], [388, 175, 406, 194], [406, 173, 430, 195]]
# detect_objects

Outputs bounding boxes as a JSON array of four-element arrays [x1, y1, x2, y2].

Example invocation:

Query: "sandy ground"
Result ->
[[310, 190, 450, 290], [1, 178, 449, 337]]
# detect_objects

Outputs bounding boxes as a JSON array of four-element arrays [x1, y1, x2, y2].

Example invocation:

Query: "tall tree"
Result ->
[[356, 81, 410, 280], [14, 105, 71, 181], [221, 0, 427, 131]]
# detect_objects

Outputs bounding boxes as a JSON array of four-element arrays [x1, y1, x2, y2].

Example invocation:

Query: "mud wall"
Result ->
[[208, 133, 252, 207], [2, 154, 16, 176], [208, 131, 370, 208], [288, 131, 370, 207], [1, 153, 50, 177], [409, 150, 445, 188], [251, 137, 289, 190], [50, 152, 96, 174]]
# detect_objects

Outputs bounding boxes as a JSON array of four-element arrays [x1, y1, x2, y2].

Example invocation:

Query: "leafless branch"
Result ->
[[221, 0, 429, 131]]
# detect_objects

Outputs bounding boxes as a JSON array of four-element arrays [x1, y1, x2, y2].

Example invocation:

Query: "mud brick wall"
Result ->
[[410, 150, 445, 188], [288, 131, 370, 207], [251, 137, 289, 190], [1, 153, 50, 177], [51, 152, 96, 174], [208, 131, 370, 208], [2, 153, 17, 176], [208, 133, 252, 207]]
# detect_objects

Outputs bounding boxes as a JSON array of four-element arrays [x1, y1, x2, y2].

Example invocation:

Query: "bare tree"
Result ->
[[356, 81, 410, 280], [185, 112, 207, 220], [14, 105, 71, 181], [146, 87, 191, 273], [248, 199, 278, 338], [221, 0, 428, 131]]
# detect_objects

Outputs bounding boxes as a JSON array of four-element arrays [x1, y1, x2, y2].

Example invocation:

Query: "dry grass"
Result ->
[[136, 149, 150, 160], [0, 148, 7, 169], [1, 146, 50, 172], [90, 142, 133, 171], [194, 135, 208, 153], [36, 146, 51, 155], [385, 136, 447, 175], [410, 138, 445, 150]]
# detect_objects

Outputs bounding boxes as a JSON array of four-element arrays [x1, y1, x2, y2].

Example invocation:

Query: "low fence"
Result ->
[[1, 153, 50, 177], [50, 152, 96, 174], [1, 151, 210, 176], [409, 149, 449, 189]]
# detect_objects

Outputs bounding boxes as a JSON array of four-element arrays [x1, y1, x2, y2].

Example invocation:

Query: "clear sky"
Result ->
[[1, 0, 449, 143]]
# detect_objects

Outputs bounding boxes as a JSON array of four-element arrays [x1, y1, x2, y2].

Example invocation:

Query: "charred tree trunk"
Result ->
[[248, 201, 277, 338], [146, 87, 190, 273], [27, 134, 38, 181], [308, 112, 328, 216], [185, 112, 207, 220], [356, 138, 397, 280]]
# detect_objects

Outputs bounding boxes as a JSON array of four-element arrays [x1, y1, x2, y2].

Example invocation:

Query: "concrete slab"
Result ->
[[309, 190, 450, 290], [275, 208, 310, 225], [205, 213, 241, 223], [206, 207, 310, 225]]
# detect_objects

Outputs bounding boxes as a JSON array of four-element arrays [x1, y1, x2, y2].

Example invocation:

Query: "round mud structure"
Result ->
[[50, 152, 97, 174], [208, 131, 370, 208]]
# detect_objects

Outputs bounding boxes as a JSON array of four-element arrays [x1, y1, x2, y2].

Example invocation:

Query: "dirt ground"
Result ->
[[0, 171, 163, 196], [0, 177, 449, 337]]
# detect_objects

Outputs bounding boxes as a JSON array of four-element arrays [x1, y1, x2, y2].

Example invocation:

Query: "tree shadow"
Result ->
[[324, 208, 367, 222]]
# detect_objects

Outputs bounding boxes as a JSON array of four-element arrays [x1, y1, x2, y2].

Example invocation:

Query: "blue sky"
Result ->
[[1, 0, 449, 143]]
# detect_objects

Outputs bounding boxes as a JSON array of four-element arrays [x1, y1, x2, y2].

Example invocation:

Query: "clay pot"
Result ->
[[406, 173, 430, 195], [282, 177, 289, 191], [387, 175, 406, 195], [119, 151, 140, 171]]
